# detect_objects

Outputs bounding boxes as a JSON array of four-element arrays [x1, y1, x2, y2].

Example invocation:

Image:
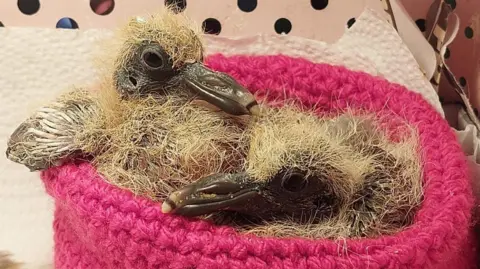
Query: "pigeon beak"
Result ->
[[162, 170, 338, 222], [182, 63, 260, 116], [161, 172, 264, 217]]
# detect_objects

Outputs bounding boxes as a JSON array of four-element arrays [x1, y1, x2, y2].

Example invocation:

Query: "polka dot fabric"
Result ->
[[5, 0, 480, 110], [41, 54, 476, 269]]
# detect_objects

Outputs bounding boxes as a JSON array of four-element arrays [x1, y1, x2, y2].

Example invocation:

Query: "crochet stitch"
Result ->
[[41, 54, 476, 269]]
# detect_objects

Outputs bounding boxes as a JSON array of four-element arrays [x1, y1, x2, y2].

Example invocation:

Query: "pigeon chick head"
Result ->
[[101, 8, 258, 116]]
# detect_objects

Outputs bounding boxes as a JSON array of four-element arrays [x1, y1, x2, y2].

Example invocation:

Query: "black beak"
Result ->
[[161, 172, 264, 217], [181, 63, 260, 116], [161, 169, 339, 222]]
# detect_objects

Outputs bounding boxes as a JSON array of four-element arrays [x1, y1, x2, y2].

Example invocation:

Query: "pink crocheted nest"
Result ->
[[41, 55, 476, 269]]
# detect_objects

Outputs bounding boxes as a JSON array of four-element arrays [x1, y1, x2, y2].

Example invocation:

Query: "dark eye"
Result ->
[[141, 49, 164, 69], [281, 171, 308, 192]]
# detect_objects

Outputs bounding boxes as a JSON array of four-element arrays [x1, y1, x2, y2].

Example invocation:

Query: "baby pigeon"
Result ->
[[6, 8, 258, 197], [163, 106, 423, 239]]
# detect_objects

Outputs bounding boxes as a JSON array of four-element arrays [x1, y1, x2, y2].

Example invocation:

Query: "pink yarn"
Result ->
[[41, 54, 477, 269]]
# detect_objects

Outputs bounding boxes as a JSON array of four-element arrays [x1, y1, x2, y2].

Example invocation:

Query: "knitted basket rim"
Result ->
[[41, 54, 475, 268]]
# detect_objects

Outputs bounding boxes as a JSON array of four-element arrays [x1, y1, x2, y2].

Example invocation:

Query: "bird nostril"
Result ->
[[281, 172, 308, 192], [128, 76, 138, 87], [142, 50, 164, 69]]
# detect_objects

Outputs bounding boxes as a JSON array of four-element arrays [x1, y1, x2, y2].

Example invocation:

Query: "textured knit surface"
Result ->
[[41, 54, 476, 269]]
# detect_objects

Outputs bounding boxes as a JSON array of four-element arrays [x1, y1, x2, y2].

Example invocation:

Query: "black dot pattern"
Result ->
[[202, 18, 221, 35], [459, 77, 467, 87], [238, 0, 257, 12], [415, 19, 426, 32], [56, 18, 79, 29], [445, 0, 456, 10], [5, 0, 474, 66], [18, 0, 40, 15], [311, 0, 328, 10], [274, 18, 292, 34], [465, 26, 474, 39], [90, 0, 115, 15], [347, 18, 356, 28], [444, 48, 450, 59], [165, 0, 186, 13]]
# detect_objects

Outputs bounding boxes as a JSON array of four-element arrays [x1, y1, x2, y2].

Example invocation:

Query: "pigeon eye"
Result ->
[[281, 171, 308, 192], [141, 49, 164, 69]]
